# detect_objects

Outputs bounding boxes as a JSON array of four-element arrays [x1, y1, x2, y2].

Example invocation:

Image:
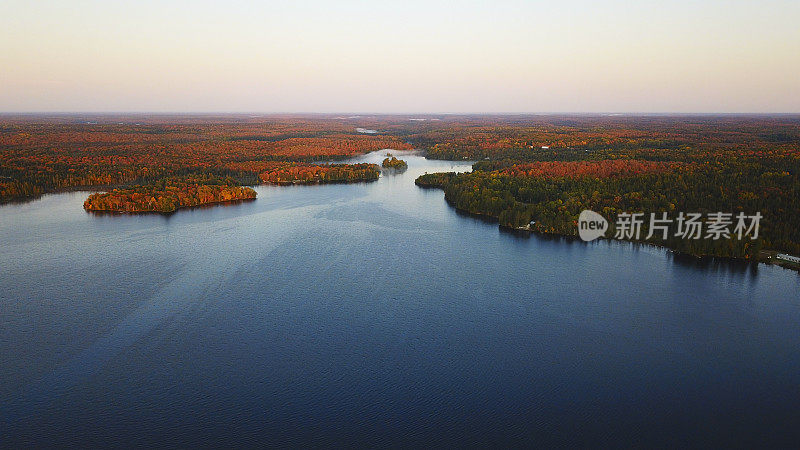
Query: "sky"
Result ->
[[1, 0, 799, 113]]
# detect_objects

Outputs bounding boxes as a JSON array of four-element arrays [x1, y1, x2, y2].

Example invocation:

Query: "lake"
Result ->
[[1, 150, 799, 447]]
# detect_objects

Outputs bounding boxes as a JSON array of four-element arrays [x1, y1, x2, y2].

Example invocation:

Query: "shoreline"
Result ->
[[431, 189, 799, 273], [83, 196, 257, 215]]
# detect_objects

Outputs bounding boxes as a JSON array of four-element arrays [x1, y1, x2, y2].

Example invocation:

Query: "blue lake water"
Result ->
[[1, 150, 799, 447]]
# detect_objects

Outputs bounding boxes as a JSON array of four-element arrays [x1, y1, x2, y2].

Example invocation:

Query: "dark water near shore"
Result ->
[[1, 150, 799, 447]]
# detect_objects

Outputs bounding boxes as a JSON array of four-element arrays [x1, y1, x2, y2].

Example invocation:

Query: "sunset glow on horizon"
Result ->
[[1, 0, 798, 113]]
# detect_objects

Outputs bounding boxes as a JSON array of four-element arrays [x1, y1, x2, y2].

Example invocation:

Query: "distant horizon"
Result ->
[[2, 111, 800, 116]]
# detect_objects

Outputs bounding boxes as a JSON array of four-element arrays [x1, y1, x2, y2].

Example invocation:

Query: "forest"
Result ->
[[83, 174, 257, 213], [2, 114, 799, 261], [0, 115, 410, 206], [382, 156, 408, 171], [411, 115, 800, 260], [259, 162, 380, 184]]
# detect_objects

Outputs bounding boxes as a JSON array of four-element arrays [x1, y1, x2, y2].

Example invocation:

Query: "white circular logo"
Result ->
[[578, 210, 608, 241]]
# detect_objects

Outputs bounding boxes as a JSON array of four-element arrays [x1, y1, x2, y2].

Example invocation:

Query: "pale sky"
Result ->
[[1, 0, 799, 113]]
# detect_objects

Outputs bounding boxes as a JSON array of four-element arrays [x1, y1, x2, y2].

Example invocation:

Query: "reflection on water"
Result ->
[[1, 150, 800, 447]]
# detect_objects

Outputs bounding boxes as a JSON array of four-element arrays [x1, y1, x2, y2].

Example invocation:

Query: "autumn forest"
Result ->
[[1, 114, 799, 264]]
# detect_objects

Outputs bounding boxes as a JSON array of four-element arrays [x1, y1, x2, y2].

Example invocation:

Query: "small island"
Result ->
[[382, 156, 408, 171], [84, 175, 256, 213]]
